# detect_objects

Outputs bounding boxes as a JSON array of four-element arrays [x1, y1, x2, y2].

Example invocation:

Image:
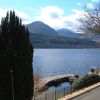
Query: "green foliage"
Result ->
[[0, 11, 33, 100], [72, 74, 100, 92]]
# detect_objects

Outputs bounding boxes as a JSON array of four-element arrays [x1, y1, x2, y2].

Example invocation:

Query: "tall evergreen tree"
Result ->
[[0, 11, 33, 100]]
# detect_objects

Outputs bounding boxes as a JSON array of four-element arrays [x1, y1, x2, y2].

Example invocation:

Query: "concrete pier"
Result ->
[[41, 73, 78, 89]]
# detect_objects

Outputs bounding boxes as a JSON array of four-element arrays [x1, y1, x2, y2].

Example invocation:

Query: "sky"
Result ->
[[0, 0, 99, 31]]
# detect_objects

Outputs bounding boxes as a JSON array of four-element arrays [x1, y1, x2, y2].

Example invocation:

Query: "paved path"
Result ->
[[72, 86, 100, 100], [58, 82, 100, 100]]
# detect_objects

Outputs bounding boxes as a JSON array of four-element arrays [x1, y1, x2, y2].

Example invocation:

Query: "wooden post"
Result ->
[[10, 69, 14, 100], [55, 89, 56, 100]]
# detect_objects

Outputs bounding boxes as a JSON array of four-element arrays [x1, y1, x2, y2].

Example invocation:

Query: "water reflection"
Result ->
[[47, 82, 70, 92]]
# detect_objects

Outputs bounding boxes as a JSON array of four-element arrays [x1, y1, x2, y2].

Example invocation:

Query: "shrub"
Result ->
[[72, 74, 100, 92]]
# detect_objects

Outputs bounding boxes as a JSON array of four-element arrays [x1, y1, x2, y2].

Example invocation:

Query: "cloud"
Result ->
[[91, 0, 100, 2], [77, 2, 95, 9], [0, 9, 7, 20], [36, 6, 63, 19], [0, 8, 31, 24], [26, 7, 38, 13], [34, 6, 64, 29], [87, 3, 94, 9], [34, 6, 84, 31], [15, 10, 31, 24]]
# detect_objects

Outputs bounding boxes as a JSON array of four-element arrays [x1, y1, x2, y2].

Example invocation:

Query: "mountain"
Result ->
[[27, 21, 98, 48], [57, 28, 82, 38], [28, 21, 58, 36]]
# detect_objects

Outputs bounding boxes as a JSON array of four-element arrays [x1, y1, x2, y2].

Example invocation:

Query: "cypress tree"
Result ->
[[0, 11, 33, 100]]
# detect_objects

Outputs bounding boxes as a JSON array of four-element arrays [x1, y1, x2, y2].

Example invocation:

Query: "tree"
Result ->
[[79, 3, 100, 36], [0, 11, 33, 100]]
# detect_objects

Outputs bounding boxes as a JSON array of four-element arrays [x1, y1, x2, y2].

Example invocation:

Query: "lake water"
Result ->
[[33, 49, 100, 77], [33, 49, 100, 91]]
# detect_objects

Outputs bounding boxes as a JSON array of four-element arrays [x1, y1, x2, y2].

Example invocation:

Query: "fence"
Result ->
[[33, 86, 71, 100]]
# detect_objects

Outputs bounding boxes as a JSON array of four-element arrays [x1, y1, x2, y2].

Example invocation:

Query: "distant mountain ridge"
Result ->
[[27, 21, 99, 48], [57, 29, 82, 38]]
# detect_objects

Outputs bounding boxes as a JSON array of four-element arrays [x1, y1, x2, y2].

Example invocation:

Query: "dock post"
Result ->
[[45, 92, 47, 100], [55, 89, 56, 100], [10, 69, 14, 100], [64, 87, 66, 96]]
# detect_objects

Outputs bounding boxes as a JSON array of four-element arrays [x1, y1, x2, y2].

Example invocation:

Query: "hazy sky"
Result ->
[[0, 0, 99, 30]]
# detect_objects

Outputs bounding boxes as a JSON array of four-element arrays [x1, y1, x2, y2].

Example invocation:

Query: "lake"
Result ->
[[33, 49, 100, 77], [33, 49, 100, 91]]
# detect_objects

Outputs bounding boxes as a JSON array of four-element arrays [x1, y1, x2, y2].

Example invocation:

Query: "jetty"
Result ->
[[41, 73, 79, 90]]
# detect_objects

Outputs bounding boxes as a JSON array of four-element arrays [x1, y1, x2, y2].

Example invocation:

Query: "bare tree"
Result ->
[[33, 67, 46, 95], [79, 3, 100, 36]]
